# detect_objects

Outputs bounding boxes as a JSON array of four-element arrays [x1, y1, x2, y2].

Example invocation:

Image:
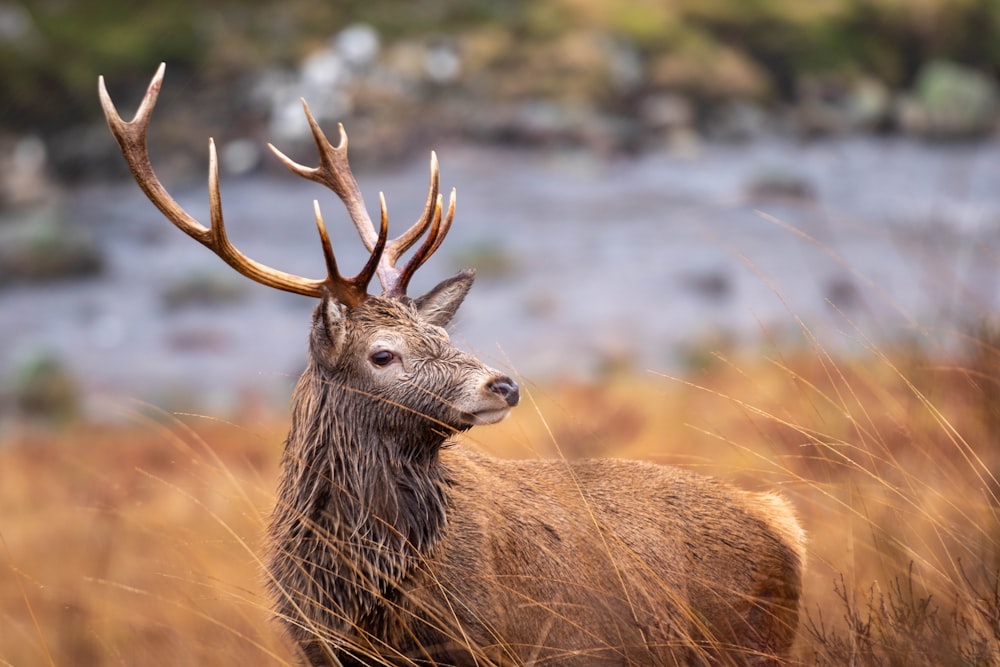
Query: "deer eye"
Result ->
[[369, 349, 396, 367]]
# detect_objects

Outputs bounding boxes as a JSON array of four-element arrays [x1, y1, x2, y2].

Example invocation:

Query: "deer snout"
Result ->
[[486, 375, 520, 407], [457, 373, 519, 427]]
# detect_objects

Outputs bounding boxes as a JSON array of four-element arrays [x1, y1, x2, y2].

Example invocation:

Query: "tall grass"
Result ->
[[0, 409, 296, 665], [473, 326, 1000, 664], [1, 325, 998, 664]]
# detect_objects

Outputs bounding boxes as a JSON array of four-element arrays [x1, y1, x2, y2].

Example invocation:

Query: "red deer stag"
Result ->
[[99, 64, 805, 666]]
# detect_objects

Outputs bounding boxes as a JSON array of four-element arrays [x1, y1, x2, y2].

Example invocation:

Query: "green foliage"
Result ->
[[605, 2, 678, 46], [911, 59, 1000, 137], [9, 349, 79, 423], [3, 0, 1000, 135], [2, 1, 206, 131]]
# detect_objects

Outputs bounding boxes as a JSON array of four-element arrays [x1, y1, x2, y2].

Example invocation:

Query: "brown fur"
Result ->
[[265, 276, 805, 666], [98, 66, 804, 665]]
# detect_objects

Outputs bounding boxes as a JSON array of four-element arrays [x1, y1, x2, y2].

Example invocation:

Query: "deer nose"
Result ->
[[486, 376, 520, 407]]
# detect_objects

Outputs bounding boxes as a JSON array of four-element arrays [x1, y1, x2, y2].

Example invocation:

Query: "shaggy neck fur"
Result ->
[[267, 358, 451, 655]]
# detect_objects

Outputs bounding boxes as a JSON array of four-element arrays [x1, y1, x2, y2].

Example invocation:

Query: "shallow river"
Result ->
[[3, 137, 999, 416]]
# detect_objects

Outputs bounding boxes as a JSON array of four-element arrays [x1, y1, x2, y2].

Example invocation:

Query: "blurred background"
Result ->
[[3, 3, 1000, 664], [1, 0, 999, 421]]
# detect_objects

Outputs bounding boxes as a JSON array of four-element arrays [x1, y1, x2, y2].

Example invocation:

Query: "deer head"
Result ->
[[98, 64, 519, 444]]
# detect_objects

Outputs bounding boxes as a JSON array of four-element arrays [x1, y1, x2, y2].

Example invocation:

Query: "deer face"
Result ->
[[309, 271, 519, 433]]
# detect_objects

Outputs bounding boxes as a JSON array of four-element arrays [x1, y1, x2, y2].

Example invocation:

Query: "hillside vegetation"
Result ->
[[5, 0, 1000, 133]]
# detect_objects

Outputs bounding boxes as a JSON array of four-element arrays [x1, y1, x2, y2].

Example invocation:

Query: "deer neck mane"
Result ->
[[269, 360, 450, 626]]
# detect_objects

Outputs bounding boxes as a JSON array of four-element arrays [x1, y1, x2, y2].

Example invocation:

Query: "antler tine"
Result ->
[[270, 112, 454, 297], [382, 151, 440, 265], [311, 196, 388, 307], [391, 188, 458, 297], [98, 63, 207, 241], [425, 188, 457, 260], [99, 64, 340, 299], [268, 105, 381, 252]]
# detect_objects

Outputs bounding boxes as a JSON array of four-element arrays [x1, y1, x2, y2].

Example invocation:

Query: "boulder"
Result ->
[[897, 60, 999, 139], [0, 207, 104, 286]]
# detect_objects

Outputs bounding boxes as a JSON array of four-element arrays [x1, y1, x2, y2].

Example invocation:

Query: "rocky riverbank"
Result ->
[[2, 135, 998, 423]]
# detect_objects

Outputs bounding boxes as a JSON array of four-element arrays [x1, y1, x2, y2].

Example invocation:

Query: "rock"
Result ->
[[897, 60, 999, 139], [257, 26, 382, 145], [46, 122, 130, 183], [424, 39, 462, 85], [336, 23, 380, 69], [638, 93, 695, 133], [603, 36, 643, 95], [794, 98, 850, 137], [0, 134, 54, 210], [845, 76, 892, 131], [0, 206, 104, 286], [448, 241, 517, 282], [165, 328, 232, 352], [639, 93, 704, 153], [678, 268, 732, 303], [792, 75, 893, 137], [745, 166, 816, 202], [160, 271, 249, 311], [382, 39, 431, 84], [824, 276, 862, 311], [220, 138, 261, 176], [648, 45, 771, 100], [704, 101, 769, 142], [474, 99, 636, 153]]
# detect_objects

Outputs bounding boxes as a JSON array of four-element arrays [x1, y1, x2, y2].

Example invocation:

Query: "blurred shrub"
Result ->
[[449, 240, 518, 281], [744, 165, 817, 201], [4, 0, 1000, 167], [805, 565, 1000, 666], [159, 271, 249, 311], [898, 59, 1000, 138], [1, 2, 207, 132], [9, 350, 80, 423], [0, 207, 104, 285]]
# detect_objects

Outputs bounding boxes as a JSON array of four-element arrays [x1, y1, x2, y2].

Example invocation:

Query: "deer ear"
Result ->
[[414, 269, 475, 327], [311, 295, 347, 360]]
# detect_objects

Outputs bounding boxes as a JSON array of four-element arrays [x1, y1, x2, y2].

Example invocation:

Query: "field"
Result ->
[[2, 325, 999, 664]]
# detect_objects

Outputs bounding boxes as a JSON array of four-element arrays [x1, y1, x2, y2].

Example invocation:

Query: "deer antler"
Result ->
[[268, 104, 456, 298], [97, 63, 388, 308]]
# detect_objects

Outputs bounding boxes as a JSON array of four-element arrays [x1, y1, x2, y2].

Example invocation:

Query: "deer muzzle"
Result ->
[[486, 376, 519, 408], [459, 373, 519, 426]]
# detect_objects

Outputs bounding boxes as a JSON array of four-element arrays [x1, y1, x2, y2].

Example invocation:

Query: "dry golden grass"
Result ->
[[2, 329, 999, 665], [0, 411, 296, 665]]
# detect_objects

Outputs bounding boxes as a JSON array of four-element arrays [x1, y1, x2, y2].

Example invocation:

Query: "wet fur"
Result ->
[[266, 274, 805, 666]]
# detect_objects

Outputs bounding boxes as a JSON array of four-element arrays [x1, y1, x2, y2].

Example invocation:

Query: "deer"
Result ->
[[99, 63, 805, 666]]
